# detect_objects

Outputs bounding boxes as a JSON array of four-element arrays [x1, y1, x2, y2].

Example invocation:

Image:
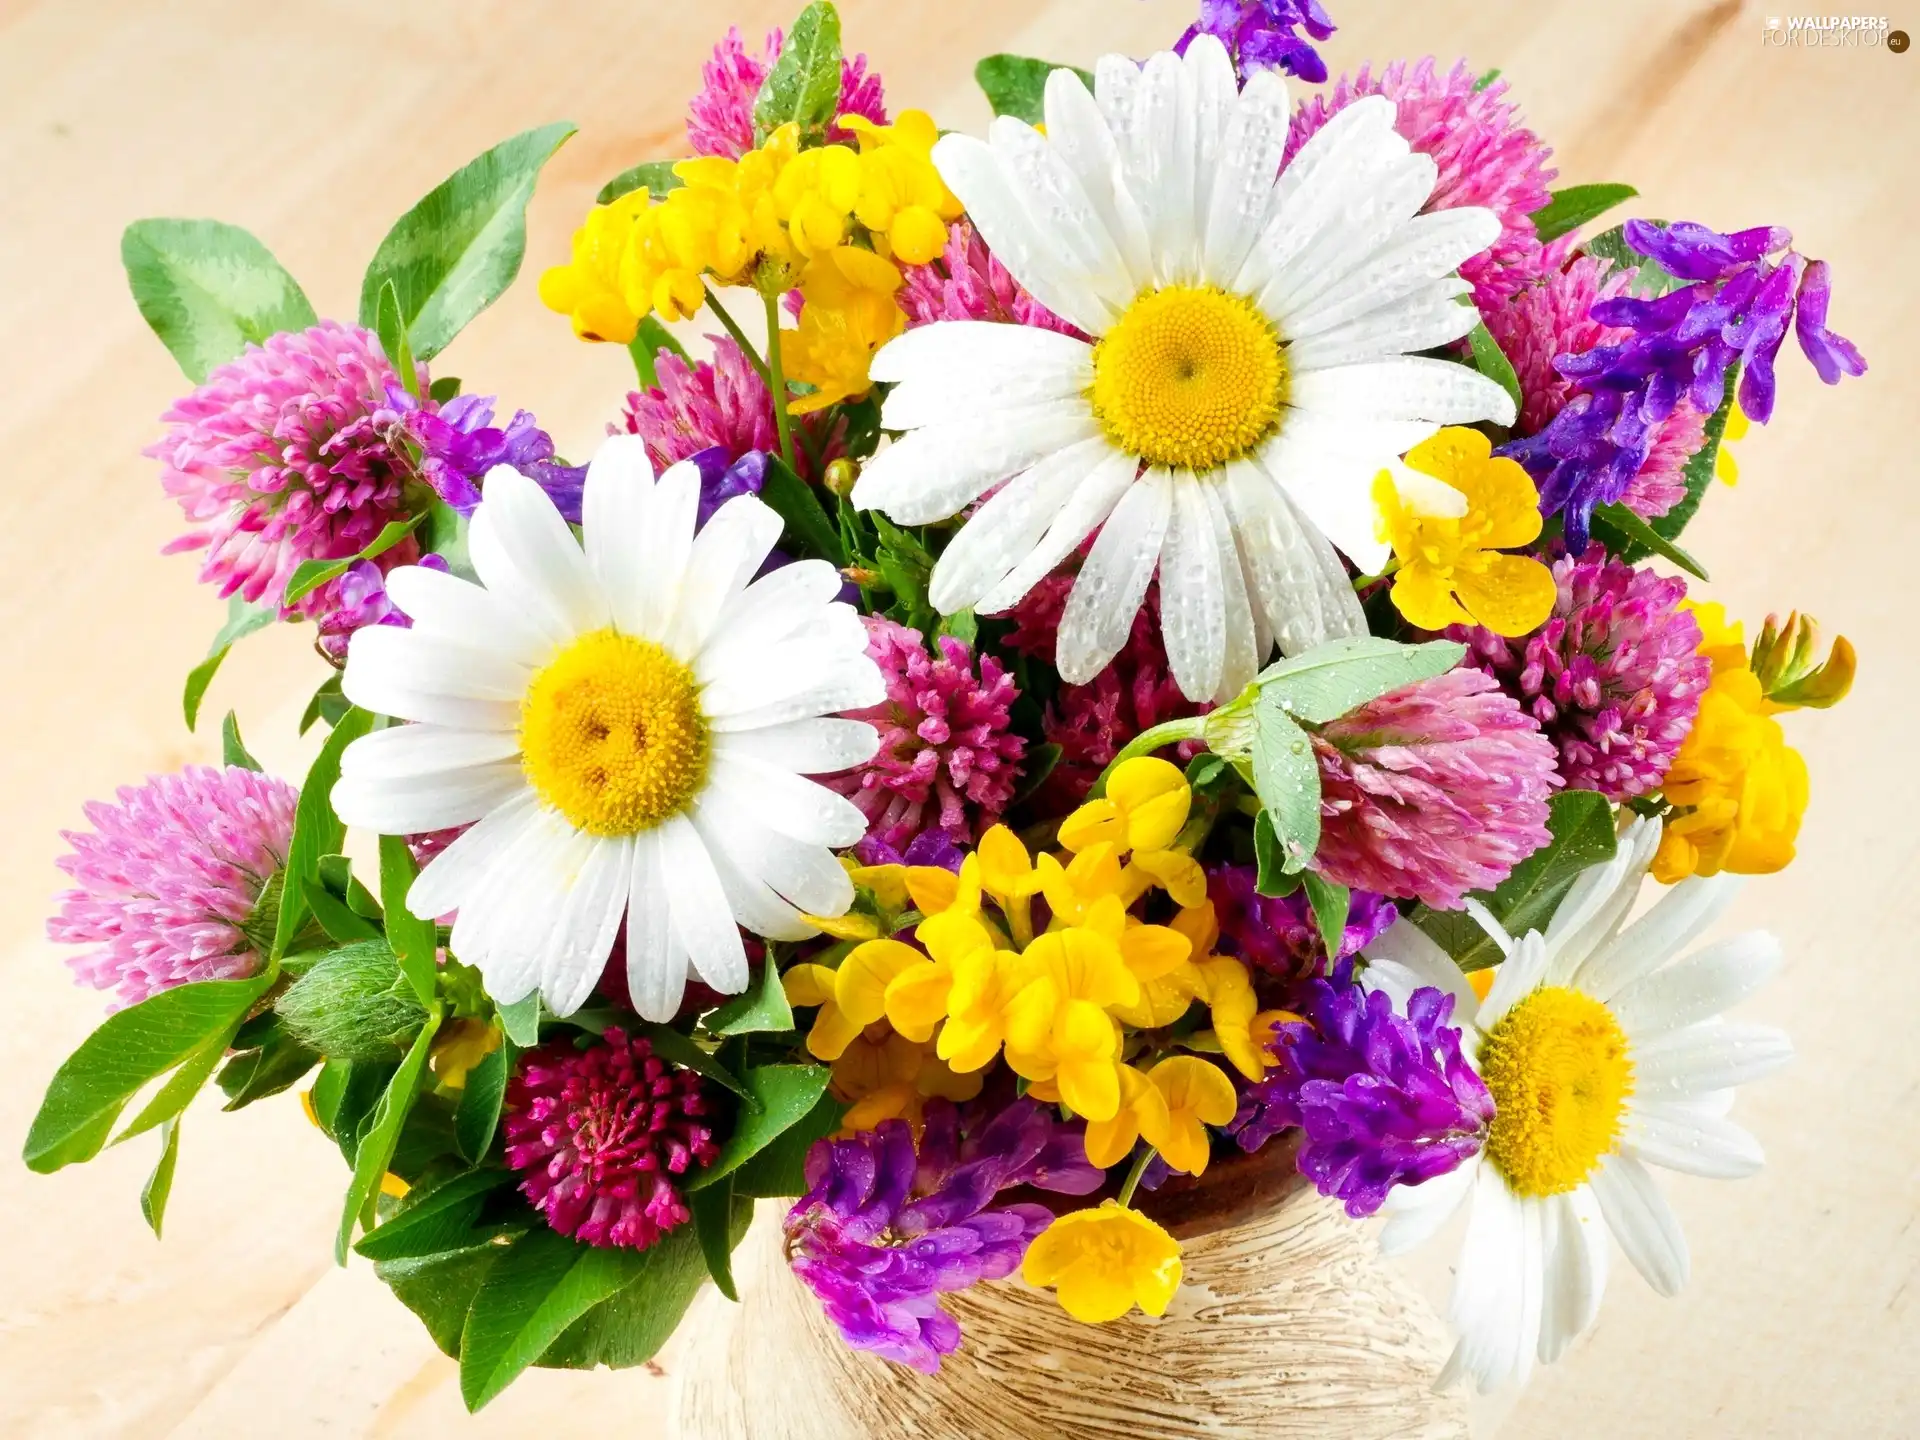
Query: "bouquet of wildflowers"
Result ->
[[31, 0, 1865, 1410]]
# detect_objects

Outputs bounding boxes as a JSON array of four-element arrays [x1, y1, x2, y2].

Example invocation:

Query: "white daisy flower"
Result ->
[[850, 35, 1516, 704], [1362, 818, 1791, 1392], [331, 436, 883, 1022]]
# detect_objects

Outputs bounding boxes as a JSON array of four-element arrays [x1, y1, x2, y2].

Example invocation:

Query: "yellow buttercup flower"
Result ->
[[1373, 426, 1556, 637], [785, 244, 907, 413], [1145, 1056, 1239, 1176], [1653, 665, 1808, 883], [933, 945, 1036, 1073], [1687, 600, 1749, 676], [539, 187, 653, 342], [1022, 1201, 1184, 1323]]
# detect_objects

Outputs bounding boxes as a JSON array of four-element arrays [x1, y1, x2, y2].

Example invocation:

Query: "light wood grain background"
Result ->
[[1, 1, 1912, 1434]]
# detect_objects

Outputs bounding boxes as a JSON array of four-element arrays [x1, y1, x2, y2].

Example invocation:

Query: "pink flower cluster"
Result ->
[[622, 335, 778, 471], [830, 617, 1027, 853], [686, 26, 888, 160], [898, 220, 1080, 335]]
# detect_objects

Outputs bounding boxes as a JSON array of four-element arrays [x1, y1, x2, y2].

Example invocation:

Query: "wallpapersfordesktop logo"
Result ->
[[1761, 14, 1907, 48]]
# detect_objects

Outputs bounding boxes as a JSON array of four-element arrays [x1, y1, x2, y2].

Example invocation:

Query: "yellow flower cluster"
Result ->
[[540, 113, 960, 410], [1654, 603, 1810, 882]]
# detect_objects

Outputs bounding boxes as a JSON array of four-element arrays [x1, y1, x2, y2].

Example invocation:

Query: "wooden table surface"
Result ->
[[1, 1, 1912, 1434]]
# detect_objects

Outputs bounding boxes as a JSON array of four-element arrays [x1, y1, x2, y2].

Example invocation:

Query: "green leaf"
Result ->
[[627, 314, 689, 389], [1251, 811, 1301, 898], [703, 957, 795, 1037], [687, 1064, 830, 1191], [379, 1243, 506, 1357], [358, 123, 577, 360], [732, 1089, 843, 1198], [937, 609, 979, 646], [140, 1120, 182, 1239], [1466, 319, 1523, 413], [282, 513, 424, 610], [301, 876, 384, 944], [357, 1167, 522, 1262], [1301, 872, 1350, 961], [114, 1029, 229, 1144], [536, 1208, 744, 1371], [23, 973, 274, 1172], [752, 2, 843, 140], [183, 596, 275, 731], [299, 672, 348, 736], [1583, 221, 1687, 297], [757, 452, 844, 565], [1530, 183, 1639, 243], [1254, 636, 1467, 724], [122, 218, 317, 382], [220, 710, 262, 771], [459, 1228, 650, 1409], [690, 1179, 740, 1301], [455, 1043, 513, 1165], [380, 835, 440, 1008], [1249, 691, 1321, 872], [429, 375, 463, 403], [974, 54, 1094, 123], [497, 993, 542, 1047], [597, 160, 684, 206], [1589, 502, 1710, 580], [1414, 790, 1619, 970], [372, 277, 421, 398], [217, 1019, 319, 1110], [638, 1024, 752, 1104], [274, 706, 375, 963], [338, 1008, 443, 1262], [1650, 363, 1740, 546]]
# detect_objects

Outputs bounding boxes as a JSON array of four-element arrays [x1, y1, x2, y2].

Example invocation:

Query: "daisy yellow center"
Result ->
[[1089, 285, 1286, 471], [1479, 986, 1634, 1198], [519, 629, 709, 836]]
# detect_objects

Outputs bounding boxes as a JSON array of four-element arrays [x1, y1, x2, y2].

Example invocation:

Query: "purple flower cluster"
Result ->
[[377, 384, 585, 523], [1178, 0, 1336, 81], [1507, 220, 1865, 550], [785, 1099, 1100, 1372], [1235, 967, 1492, 1217], [1208, 866, 1398, 981]]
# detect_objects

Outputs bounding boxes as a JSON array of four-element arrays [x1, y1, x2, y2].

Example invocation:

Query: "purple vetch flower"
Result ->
[[784, 1099, 1099, 1371], [853, 828, 969, 872], [1208, 865, 1398, 981], [1234, 964, 1493, 1217], [1505, 220, 1864, 549], [315, 553, 450, 662], [1177, 0, 1336, 82], [377, 383, 586, 522]]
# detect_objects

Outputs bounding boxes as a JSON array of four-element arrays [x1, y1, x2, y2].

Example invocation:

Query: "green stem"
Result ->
[[1351, 557, 1402, 591], [1117, 1147, 1157, 1209], [701, 286, 769, 381], [1087, 718, 1208, 799], [761, 288, 799, 476]]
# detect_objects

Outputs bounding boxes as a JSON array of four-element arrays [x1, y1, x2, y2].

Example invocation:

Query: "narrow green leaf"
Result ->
[[497, 993, 541, 1047], [1251, 811, 1302, 898], [458, 1228, 647, 1410], [184, 596, 275, 731], [1255, 637, 1466, 724], [455, 1043, 513, 1165], [703, 958, 795, 1037], [597, 160, 685, 206], [380, 834, 440, 1008], [217, 1021, 320, 1110], [974, 54, 1095, 123], [23, 973, 274, 1172], [757, 452, 844, 565], [140, 1120, 182, 1239], [273, 706, 375, 963], [690, 1179, 739, 1301], [122, 218, 317, 382], [301, 876, 383, 944], [731, 1090, 844, 1197], [752, 2, 843, 139], [1466, 319, 1523, 413], [220, 711, 262, 771], [372, 277, 421, 398], [1530, 183, 1640, 243], [687, 1064, 830, 1191], [533, 1214, 737, 1371], [359, 122, 577, 360], [113, 1029, 229, 1145], [626, 314, 689, 388], [1590, 502, 1710, 580], [356, 1167, 521, 1262], [1300, 873, 1350, 962], [282, 513, 424, 609], [1250, 691, 1321, 871], [429, 375, 463, 403], [638, 1025, 753, 1104], [337, 1008, 443, 1263], [1650, 364, 1740, 546], [299, 672, 347, 735], [1473, 67, 1503, 92]]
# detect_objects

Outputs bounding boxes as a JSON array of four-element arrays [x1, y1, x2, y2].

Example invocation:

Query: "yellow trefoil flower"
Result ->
[[1082, 1056, 1238, 1176], [1057, 757, 1207, 908], [1003, 926, 1137, 1120], [1714, 398, 1750, 486], [1022, 1201, 1184, 1324], [1373, 426, 1556, 637], [837, 110, 962, 266], [827, 1017, 982, 1135], [429, 1018, 501, 1090], [538, 187, 653, 343], [1654, 664, 1808, 883], [785, 244, 907, 413]]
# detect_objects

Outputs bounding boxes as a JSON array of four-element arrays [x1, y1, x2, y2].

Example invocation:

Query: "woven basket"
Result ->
[[673, 1140, 1468, 1439]]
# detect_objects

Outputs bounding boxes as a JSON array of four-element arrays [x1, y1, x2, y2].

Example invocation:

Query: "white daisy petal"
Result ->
[[1157, 472, 1228, 702], [1573, 873, 1742, 1002], [1129, 48, 1200, 283], [665, 493, 785, 659], [699, 617, 877, 719], [1542, 818, 1662, 979], [406, 789, 540, 921], [1281, 207, 1502, 341], [1362, 915, 1480, 1016], [705, 666, 889, 733], [1056, 467, 1173, 684], [632, 459, 701, 638], [450, 805, 575, 1004], [1608, 931, 1784, 1038], [1288, 357, 1518, 428], [469, 465, 609, 636], [696, 559, 849, 681], [1044, 66, 1153, 287], [852, 402, 1101, 525], [581, 433, 657, 636], [703, 802, 853, 917], [541, 833, 632, 1018], [1202, 69, 1291, 283], [1235, 95, 1402, 297], [383, 564, 554, 670], [688, 802, 815, 942], [975, 444, 1139, 616], [1377, 1159, 1477, 1257], [1284, 278, 1477, 371], [988, 116, 1134, 311], [708, 754, 869, 849], [1537, 1187, 1608, 1364], [332, 762, 528, 836], [1632, 1021, 1795, 1096], [626, 827, 689, 1023], [1590, 1151, 1690, 1298], [1255, 422, 1406, 574], [1204, 481, 1262, 702], [927, 436, 1114, 613], [1621, 1101, 1765, 1179], [1447, 1167, 1535, 1392], [713, 719, 879, 776], [338, 723, 521, 781], [341, 627, 522, 732], [659, 815, 748, 994], [1219, 460, 1366, 655], [876, 324, 1093, 430], [1183, 32, 1239, 222], [1479, 931, 1553, 1030]]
